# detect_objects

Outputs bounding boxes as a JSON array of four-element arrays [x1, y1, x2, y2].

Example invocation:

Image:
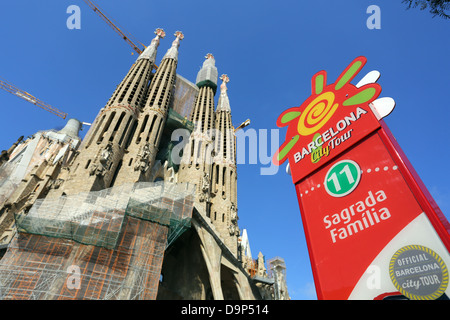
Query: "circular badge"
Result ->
[[389, 245, 449, 300], [324, 160, 361, 197]]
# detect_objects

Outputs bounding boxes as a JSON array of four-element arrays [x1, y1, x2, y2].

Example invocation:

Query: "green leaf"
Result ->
[[277, 135, 299, 161], [280, 111, 301, 124], [342, 88, 376, 106], [335, 61, 363, 91]]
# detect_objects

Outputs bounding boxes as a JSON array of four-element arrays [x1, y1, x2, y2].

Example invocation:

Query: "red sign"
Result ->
[[298, 131, 436, 299], [274, 57, 450, 300], [272, 56, 382, 184]]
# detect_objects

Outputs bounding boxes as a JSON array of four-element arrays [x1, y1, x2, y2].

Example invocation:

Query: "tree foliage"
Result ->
[[402, 0, 450, 19]]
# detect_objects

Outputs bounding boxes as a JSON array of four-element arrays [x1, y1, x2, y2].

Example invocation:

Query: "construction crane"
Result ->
[[83, 0, 158, 69], [0, 77, 67, 119]]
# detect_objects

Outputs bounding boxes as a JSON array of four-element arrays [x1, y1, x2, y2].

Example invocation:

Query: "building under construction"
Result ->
[[0, 28, 289, 300]]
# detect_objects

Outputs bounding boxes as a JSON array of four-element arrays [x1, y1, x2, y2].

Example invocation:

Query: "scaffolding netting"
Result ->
[[0, 181, 195, 300], [171, 74, 198, 119], [0, 161, 20, 207]]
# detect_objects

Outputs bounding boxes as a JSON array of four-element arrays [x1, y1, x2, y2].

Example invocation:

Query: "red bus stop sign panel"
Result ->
[[274, 56, 450, 300], [296, 132, 449, 299]]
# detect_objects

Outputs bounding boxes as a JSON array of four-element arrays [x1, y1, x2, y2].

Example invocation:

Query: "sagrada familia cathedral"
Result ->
[[0, 29, 289, 300]]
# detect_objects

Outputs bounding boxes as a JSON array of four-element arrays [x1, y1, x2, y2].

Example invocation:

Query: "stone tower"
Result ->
[[57, 28, 167, 196], [210, 74, 239, 256], [177, 53, 218, 212], [113, 31, 183, 186]]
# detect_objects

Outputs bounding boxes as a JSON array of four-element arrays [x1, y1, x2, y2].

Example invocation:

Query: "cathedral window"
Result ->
[[136, 114, 149, 144], [86, 114, 105, 148], [109, 112, 125, 142], [146, 115, 157, 142], [97, 112, 115, 144], [119, 115, 133, 146], [222, 167, 226, 186], [109, 160, 122, 188], [124, 120, 137, 149], [215, 165, 219, 185], [153, 118, 163, 146], [191, 140, 195, 158]]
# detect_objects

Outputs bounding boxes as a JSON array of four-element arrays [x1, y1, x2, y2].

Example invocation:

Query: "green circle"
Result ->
[[324, 159, 361, 197]]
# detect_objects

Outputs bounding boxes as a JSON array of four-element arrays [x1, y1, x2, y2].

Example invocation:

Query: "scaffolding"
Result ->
[[267, 257, 289, 300], [247, 259, 258, 278], [0, 181, 195, 300], [0, 161, 20, 207], [171, 74, 199, 119]]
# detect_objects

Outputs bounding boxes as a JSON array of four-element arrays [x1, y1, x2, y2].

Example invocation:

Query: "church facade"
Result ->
[[0, 29, 289, 300]]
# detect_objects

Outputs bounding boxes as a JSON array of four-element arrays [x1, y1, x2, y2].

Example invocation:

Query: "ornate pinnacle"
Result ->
[[217, 74, 231, 111], [205, 53, 214, 60], [174, 31, 184, 40], [170, 31, 184, 48], [162, 31, 183, 60], [220, 74, 229, 93], [154, 28, 166, 38], [220, 74, 229, 84], [137, 28, 164, 61]]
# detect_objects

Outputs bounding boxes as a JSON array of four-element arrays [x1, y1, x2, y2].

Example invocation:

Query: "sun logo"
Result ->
[[273, 56, 382, 166]]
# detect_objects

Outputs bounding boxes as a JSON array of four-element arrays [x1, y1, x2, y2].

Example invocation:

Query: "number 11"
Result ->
[[327, 165, 355, 192]]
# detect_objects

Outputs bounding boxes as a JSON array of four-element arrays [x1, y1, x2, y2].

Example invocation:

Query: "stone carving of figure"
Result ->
[[228, 222, 239, 236], [230, 202, 237, 223], [228, 223, 235, 236], [100, 143, 112, 165], [90, 143, 113, 176], [135, 143, 151, 173], [202, 172, 210, 193], [199, 172, 211, 203]]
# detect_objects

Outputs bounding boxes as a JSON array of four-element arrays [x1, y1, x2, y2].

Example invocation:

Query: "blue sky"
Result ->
[[1, 1, 449, 300]]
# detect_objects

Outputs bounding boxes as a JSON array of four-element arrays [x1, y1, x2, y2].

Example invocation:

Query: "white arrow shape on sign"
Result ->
[[370, 97, 396, 120], [356, 70, 381, 88]]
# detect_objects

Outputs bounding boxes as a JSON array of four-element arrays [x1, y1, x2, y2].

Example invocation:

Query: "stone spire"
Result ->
[[137, 28, 166, 62], [112, 31, 184, 185], [188, 53, 218, 132], [214, 75, 235, 162], [53, 31, 162, 195], [196, 53, 218, 94], [163, 31, 184, 61], [209, 74, 239, 257], [177, 54, 217, 213], [102, 28, 164, 112], [216, 74, 231, 112]]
